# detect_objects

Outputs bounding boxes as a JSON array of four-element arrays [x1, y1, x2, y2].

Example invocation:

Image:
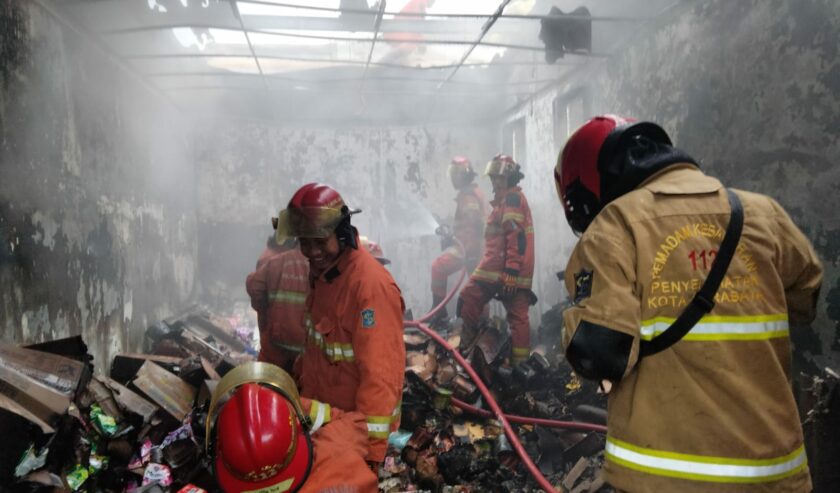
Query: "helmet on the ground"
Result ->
[[555, 115, 673, 234], [448, 156, 476, 189], [359, 236, 390, 265], [485, 154, 524, 186], [207, 362, 313, 493], [274, 183, 359, 248]]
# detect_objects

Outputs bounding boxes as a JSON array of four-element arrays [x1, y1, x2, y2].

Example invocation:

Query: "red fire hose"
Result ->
[[403, 238, 606, 491], [405, 320, 562, 493], [452, 397, 607, 433]]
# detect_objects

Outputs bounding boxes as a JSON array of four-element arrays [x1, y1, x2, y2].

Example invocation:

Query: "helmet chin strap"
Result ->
[[336, 206, 360, 249]]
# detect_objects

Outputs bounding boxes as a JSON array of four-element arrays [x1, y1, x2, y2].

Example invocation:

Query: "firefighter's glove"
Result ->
[[436, 224, 455, 250], [499, 271, 518, 298]]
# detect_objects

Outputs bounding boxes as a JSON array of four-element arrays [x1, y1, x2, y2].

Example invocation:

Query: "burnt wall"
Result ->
[[193, 122, 496, 315], [0, 0, 197, 369]]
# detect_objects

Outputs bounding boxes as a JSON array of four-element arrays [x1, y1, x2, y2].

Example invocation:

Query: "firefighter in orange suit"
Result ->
[[246, 234, 309, 373], [207, 362, 377, 493], [255, 234, 287, 270], [275, 182, 405, 464], [429, 156, 487, 325], [457, 154, 536, 365], [359, 235, 391, 266], [555, 115, 823, 493]]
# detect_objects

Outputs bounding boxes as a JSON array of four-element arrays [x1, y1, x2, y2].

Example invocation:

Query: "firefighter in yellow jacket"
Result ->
[[554, 115, 823, 493]]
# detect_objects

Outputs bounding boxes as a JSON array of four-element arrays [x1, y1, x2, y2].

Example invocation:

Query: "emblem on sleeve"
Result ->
[[574, 270, 593, 304], [361, 308, 376, 328]]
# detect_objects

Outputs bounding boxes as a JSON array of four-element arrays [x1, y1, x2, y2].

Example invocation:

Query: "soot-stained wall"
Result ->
[[0, 1, 197, 369], [507, 0, 840, 365], [193, 122, 496, 315]]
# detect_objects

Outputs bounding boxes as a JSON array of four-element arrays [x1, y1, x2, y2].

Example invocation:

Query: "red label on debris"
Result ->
[[177, 485, 207, 493]]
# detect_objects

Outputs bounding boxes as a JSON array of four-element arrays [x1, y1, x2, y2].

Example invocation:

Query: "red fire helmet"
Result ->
[[448, 155, 475, 189], [555, 114, 671, 234], [208, 363, 313, 493], [359, 235, 390, 265], [274, 183, 347, 240]]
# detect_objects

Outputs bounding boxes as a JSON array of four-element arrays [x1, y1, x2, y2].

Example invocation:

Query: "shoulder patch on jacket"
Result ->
[[505, 193, 521, 207], [574, 269, 593, 304], [361, 308, 376, 328]]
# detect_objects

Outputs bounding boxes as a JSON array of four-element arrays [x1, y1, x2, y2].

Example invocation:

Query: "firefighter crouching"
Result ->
[[206, 362, 377, 493], [246, 231, 309, 373], [429, 156, 487, 326], [555, 115, 823, 493], [276, 183, 406, 465], [457, 154, 536, 366]]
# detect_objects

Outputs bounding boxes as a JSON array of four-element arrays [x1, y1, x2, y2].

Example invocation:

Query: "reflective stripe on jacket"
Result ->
[[562, 164, 822, 493], [298, 244, 406, 463], [246, 247, 310, 363], [298, 398, 378, 493], [472, 186, 534, 289]]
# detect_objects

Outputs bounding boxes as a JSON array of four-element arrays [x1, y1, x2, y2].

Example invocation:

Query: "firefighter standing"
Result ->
[[246, 234, 309, 373], [275, 183, 405, 464], [255, 233, 286, 270], [555, 115, 822, 493], [359, 235, 391, 266], [208, 362, 377, 493], [430, 156, 487, 325], [457, 154, 536, 365]]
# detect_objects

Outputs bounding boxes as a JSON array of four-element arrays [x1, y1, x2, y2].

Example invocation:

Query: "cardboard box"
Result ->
[[0, 342, 88, 397], [132, 362, 196, 421]]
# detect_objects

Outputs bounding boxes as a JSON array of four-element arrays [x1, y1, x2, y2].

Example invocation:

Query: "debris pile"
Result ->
[[0, 307, 255, 493], [380, 318, 611, 492]]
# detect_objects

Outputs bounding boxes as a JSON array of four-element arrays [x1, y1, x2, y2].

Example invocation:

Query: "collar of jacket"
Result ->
[[491, 185, 521, 206], [456, 183, 479, 201], [638, 163, 722, 195], [311, 245, 361, 284]]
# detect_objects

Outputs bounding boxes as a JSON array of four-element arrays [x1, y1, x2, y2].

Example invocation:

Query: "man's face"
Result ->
[[299, 233, 341, 273], [489, 174, 507, 194]]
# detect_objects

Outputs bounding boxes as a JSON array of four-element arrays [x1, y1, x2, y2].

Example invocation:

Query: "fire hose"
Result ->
[[403, 238, 606, 491], [405, 320, 562, 493]]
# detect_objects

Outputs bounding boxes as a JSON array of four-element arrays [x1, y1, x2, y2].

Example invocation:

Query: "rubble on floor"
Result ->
[[381, 318, 610, 492], [0, 307, 254, 493], [16, 308, 839, 492]]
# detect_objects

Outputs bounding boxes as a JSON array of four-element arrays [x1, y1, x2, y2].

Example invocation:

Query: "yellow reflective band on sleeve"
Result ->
[[472, 269, 531, 288], [308, 400, 331, 432], [306, 326, 355, 362], [640, 314, 789, 342], [502, 212, 525, 224], [268, 290, 306, 305], [444, 246, 465, 259], [366, 416, 392, 439], [472, 268, 500, 282], [606, 437, 807, 484], [525, 226, 534, 234]]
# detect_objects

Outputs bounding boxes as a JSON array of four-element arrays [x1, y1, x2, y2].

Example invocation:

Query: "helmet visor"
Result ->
[[275, 206, 344, 239], [484, 159, 503, 176]]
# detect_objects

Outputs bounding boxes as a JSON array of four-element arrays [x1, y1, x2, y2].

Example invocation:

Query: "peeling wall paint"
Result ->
[[0, 1, 198, 370], [193, 121, 496, 315]]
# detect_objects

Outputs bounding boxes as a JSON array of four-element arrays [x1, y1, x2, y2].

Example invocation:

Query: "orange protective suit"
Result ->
[[458, 185, 535, 363], [246, 247, 310, 372], [298, 244, 405, 463], [431, 184, 487, 300], [298, 398, 378, 493], [255, 241, 285, 270]]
